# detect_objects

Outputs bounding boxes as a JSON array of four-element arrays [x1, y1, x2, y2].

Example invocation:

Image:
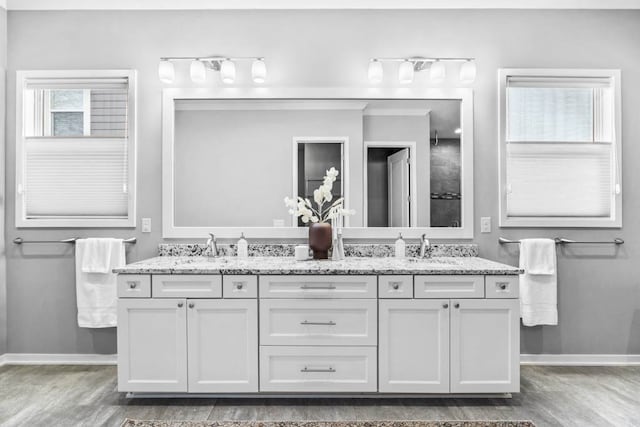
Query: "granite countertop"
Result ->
[[114, 256, 522, 275]]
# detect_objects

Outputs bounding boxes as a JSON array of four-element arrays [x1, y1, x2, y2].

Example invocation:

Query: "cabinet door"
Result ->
[[450, 298, 520, 393], [187, 299, 258, 392], [379, 299, 450, 393], [117, 298, 187, 392]]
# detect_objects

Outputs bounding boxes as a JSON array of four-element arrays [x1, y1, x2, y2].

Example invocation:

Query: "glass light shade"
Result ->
[[430, 61, 446, 84], [221, 59, 236, 84], [251, 59, 267, 84], [368, 60, 383, 84], [459, 60, 477, 84], [158, 60, 175, 84], [190, 60, 207, 83], [398, 60, 414, 84]]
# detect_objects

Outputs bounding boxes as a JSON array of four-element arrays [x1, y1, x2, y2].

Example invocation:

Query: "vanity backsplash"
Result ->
[[158, 243, 478, 258]]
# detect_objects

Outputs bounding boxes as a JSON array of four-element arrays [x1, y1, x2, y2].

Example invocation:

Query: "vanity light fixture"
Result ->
[[158, 59, 175, 84], [220, 59, 236, 84], [251, 58, 267, 84], [158, 55, 266, 85], [190, 59, 207, 83], [367, 57, 476, 85], [367, 59, 384, 84], [429, 60, 446, 84], [398, 60, 415, 84], [459, 60, 477, 84]]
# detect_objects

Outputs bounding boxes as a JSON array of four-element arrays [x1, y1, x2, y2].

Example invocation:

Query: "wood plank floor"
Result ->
[[1, 365, 638, 427]]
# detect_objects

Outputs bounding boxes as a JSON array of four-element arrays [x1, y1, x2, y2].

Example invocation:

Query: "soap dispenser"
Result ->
[[395, 233, 406, 258], [237, 233, 248, 258]]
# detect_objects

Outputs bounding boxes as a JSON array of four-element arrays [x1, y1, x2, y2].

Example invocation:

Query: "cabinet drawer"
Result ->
[[223, 275, 258, 298], [117, 275, 151, 298], [259, 346, 377, 392], [259, 275, 377, 299], [485, 276, 519, 299], [152, 275, 222, 298], [414, 275, 485, 299], [378, 276, 413, 298], [260, 299, 377, 346]]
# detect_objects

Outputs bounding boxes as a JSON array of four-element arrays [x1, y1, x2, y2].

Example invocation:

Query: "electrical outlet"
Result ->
[[142, 218, 152, 233], [480, 217, 492, 233]]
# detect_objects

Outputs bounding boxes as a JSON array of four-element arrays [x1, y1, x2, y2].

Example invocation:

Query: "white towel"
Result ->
[[81, 238, 115, 273], [519, 238, 558, 326], [75, 238, 126, 328]]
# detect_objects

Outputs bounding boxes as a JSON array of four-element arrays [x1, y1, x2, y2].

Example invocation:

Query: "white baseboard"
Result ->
[[2, 353, 639, 367], [521, 353, 640, 366], [0, 353, 116, 366]]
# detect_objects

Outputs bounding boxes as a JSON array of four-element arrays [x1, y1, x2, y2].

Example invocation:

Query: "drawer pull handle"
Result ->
[[301, 366, 335, 373], [300, 285, 337, 290], [128, 282, 137, 289], [497, 282, 509, 290], [300, 320, 336, 326]]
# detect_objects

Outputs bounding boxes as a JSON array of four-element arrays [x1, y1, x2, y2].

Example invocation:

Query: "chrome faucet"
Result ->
[[420, 233, 430, 258], [206, 233, 220, 257]]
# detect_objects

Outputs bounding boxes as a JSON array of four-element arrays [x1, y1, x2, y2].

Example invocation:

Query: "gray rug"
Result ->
[[121, 421, 536, 427]]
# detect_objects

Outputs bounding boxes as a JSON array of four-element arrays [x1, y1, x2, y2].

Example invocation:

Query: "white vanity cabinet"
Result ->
[[117, 298, 188, 392], [378, 276, 520, 394], [117, 270, 520, 396], [117, 276, 258, 393]]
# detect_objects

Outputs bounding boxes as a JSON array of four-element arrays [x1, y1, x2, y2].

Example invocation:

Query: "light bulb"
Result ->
[[190, 60, 207, 83], [158, 60, 175, 84], [459, 60, 477, 84], [398, 60, 414, 84], [251, 59, 267, 84], [368, 60, 383, 84], [430, 60, 446, 84], [221, 59, 236, 84]]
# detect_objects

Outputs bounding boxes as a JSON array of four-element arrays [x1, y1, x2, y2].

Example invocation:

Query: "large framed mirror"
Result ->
[[162, 88, 473, 239]]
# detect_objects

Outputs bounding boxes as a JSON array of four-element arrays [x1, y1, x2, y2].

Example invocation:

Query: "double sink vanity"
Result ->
[[115, 246, 521, 397]]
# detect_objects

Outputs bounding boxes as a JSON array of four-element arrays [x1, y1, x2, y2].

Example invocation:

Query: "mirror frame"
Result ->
[[162, 87, 473, 239]]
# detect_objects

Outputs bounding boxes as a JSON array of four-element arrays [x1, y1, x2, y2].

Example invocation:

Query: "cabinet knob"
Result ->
[[177, 302, 184, 308], [391, 282, 400, 290], [442, 303, 449, 309], [128, 282, 137, 289], [454, 303, 460, 309], [499, 283, 508, 290], [188, 303, 195, 309], [236, 283, 244, 290]]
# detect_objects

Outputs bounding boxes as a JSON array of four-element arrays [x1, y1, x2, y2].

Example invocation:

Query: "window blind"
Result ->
[[506, 143, 613, 217], [21, 76, 130, 220]]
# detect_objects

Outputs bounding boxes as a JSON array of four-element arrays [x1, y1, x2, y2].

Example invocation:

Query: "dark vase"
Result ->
[[309, 222, 332, 260]]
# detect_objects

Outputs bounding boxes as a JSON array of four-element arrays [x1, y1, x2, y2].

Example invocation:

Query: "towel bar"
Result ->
[[13, 237, 137, 244], [498, 237, 624, 245]]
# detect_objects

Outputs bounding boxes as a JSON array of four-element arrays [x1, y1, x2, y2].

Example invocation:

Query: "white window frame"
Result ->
[[15, 69, 137, 228], [498, 68, 622, 228]]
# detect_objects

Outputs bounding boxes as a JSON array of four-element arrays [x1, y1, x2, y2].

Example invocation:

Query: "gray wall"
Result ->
[[0, 5, 7, 356], [4, 10, 640, 355]]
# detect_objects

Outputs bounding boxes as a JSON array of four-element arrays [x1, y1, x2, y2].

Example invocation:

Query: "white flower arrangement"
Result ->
[[284, 167, 355, 224]]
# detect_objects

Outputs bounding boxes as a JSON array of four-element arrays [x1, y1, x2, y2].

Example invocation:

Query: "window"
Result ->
[[16, 70, 136, 227], [499, 69, 621, 228]]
